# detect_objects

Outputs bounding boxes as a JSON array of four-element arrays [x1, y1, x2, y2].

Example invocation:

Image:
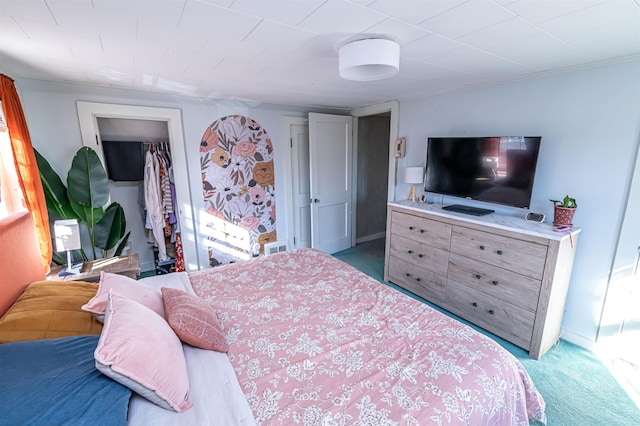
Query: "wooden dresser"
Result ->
[[384, 202, 580, 359]]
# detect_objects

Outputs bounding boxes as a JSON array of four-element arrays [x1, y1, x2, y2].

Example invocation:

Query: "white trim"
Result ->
[[356, 232, 386, 244], [560, 329, 596, 351], [76, 101, 199, 271], [283, 116, 308, 250]]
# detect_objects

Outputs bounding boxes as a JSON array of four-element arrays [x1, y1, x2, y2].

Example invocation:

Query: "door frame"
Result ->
[[76, 101, 200, 271], [283, 100, 399, 252], [283, 116, 308, 251], [597, 134, 640, 351]]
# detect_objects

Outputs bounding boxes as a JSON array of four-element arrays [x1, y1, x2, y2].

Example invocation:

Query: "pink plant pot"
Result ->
[[553, 206, 576, 226]]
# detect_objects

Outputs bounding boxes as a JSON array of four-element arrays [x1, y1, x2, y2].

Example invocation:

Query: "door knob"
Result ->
[[312, 198, 320, 203]]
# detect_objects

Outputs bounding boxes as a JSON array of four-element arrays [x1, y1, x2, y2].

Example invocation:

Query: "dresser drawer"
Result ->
[[451, 227, 547, 280], [389, 234, 449, 277], [445, 280, 534, 349], [388, 256, 446, 303], [448, 253, 541, 312], [390, 211, 451, 250]]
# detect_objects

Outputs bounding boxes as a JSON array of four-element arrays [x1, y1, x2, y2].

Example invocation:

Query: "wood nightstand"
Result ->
[[48, 253, 140, 282]]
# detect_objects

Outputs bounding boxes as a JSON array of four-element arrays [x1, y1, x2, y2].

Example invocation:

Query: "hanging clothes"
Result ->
[[174, 233, 185, 272], [141, 142, 185, 271], [144, 148, 168, 262]]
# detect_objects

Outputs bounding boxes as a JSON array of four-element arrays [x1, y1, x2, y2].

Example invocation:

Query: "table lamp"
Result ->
[[405, 166, 424, 202], [54, 219, 82, 276]]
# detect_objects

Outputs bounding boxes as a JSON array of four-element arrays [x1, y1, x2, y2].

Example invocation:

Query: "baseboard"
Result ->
[[356, 232, 386, 244], [560, 329, 596, 352], [140, 261, 155, 273]]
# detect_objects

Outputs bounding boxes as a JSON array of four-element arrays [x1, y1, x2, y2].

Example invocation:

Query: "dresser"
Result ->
[[384, 202, 580, 359]]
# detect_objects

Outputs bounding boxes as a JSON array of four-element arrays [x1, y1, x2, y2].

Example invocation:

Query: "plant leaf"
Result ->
[[51, 252, 65, 265], [69, 195, 104, 226], [67, 147, 109, 208], [34, 148, 75, 219], [114, 231, 131, 257], [95, 202, 127, 250]]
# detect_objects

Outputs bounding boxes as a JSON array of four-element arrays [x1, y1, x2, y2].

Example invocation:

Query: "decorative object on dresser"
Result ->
[[53, 219, 82, 276], [384, 201, 580, 359], [404, 166, 424, 202], [550, 195, 577, 227], [525, 211, 546, 223]]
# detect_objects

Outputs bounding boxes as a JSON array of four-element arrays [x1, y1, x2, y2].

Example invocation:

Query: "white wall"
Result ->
[[15, 59, 640, 347], [16, 79, 343, 271], [395, 59, 640, 346]]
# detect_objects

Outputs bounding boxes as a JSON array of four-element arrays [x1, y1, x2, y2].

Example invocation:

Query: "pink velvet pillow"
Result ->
[[94, 290, 191, 412], [82, 272, 165, 321], [161, 287, 229, 352]]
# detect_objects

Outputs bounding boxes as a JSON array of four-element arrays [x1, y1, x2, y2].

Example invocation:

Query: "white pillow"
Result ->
[[139, 272, 196, 295]]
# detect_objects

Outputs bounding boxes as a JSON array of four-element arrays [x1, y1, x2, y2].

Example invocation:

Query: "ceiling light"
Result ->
[[338, 38, 400, 81]]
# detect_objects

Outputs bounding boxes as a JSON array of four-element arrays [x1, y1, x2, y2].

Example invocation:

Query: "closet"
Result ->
[[77, 102, 198, 273]]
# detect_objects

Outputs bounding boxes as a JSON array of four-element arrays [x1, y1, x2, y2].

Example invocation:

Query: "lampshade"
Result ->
[[339, 38, 400, 81], [54, 219, 81, 252], [404, 167, 424, 184]]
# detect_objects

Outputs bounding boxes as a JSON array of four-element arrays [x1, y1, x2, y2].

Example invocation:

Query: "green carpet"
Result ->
[[334, 247, 640, 426]]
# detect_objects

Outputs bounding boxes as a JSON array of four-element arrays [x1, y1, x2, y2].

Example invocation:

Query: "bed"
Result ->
[[0, 211, 546, 425]]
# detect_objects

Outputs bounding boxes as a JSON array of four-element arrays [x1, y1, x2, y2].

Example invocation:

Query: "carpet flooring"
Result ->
[[334, 242, 640, 426]]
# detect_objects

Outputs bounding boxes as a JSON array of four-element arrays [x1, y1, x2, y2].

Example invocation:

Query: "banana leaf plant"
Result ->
[[34, 147, 130, 261]]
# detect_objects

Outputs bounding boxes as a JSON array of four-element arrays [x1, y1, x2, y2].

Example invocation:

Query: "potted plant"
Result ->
[[34, 146, 130, 263], [550, 195, 577, 226]]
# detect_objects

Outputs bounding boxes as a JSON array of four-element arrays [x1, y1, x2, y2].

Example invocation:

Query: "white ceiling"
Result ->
[[1, 0, 639, 109]]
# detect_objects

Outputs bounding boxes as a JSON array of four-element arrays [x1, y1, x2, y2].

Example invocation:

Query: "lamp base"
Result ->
[[58, 264, 82, 276], [406, 184, 419, 202]]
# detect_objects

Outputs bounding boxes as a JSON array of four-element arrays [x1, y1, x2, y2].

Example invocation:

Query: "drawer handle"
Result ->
[[406, 273, 411, 277], [488, 309, 495, 315], [418, 254, 424, 258], [496, 250, 503, 255], [408, 250, 413, 254], [479, 245, 485, 250], [492, 280, 499, 286], [416, 278, 421, 282], [409, 226, 415, 230], [472, 302, 478, 307], [420, 229, 425, 234], [475, 274, 482, 280]]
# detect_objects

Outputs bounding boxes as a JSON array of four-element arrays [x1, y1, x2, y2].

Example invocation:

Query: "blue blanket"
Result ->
[[0, 335, 131, 425]]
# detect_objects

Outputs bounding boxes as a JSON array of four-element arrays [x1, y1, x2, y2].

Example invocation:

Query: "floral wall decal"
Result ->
[[200, 115, 276, 266]]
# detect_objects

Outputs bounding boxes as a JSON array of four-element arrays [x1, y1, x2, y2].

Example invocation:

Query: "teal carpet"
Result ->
[[334, 246, 640, 426]]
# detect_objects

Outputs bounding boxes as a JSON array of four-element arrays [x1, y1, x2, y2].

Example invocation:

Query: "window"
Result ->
[[0, 100, 25, 218]]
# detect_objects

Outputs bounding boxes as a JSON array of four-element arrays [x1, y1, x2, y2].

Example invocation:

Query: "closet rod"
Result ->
[[142, 141, 170, 151]]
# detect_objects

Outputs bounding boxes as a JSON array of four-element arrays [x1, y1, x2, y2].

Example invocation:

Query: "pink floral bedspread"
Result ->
[[189, 248, 546, 425]]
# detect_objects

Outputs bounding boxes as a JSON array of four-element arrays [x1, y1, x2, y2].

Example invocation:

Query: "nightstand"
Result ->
[[48, 253, 140, 282]]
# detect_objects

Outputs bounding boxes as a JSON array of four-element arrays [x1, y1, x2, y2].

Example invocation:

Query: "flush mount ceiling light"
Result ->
[[338, 38, 400, 81]]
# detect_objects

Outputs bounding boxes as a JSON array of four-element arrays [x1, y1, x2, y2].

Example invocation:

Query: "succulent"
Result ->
[[550, 195, 577, 209]]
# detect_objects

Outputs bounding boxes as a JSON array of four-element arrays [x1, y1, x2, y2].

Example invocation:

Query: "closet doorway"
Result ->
[[76, 102, 198, 272]]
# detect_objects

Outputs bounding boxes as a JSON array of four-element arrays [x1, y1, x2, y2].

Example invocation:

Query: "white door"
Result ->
[[308, 113, 353, 254], [290, 122, 311, 249]]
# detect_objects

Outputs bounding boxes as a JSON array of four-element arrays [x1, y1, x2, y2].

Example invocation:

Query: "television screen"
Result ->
[[424, 136, 541, 209]]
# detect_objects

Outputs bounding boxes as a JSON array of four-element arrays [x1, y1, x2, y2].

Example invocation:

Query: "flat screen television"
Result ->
[[424, 136, 541, 209]]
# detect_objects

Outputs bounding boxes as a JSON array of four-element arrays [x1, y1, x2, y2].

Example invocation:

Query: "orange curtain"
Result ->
[[0, 74, 51, 273]]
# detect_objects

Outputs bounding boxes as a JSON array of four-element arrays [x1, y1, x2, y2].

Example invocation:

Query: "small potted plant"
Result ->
[[550, 195, 577, 226]]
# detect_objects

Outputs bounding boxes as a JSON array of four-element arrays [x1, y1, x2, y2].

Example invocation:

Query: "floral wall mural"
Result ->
[[200, 115, 276, 266]]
